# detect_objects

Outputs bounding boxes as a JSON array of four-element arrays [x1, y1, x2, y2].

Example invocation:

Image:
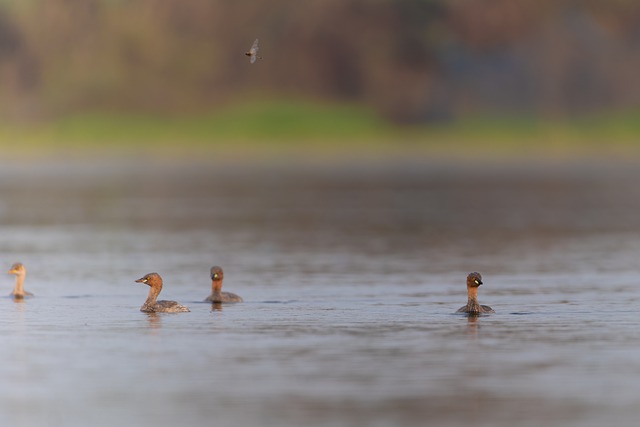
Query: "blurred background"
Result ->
[[0, 0, 638, 155]]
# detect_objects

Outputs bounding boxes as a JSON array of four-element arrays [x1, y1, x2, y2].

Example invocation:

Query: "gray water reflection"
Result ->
[[0, 158, 639, 426]]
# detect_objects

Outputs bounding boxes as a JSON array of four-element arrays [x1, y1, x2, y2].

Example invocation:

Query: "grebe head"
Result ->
[[135, 272, 163, 287], [8, 262, 25, 276], [466, 272, 482, 288], [210, 266, 224, 282]]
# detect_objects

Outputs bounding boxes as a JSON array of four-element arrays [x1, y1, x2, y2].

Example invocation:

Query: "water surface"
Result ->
[[0, 157, 639, 426]]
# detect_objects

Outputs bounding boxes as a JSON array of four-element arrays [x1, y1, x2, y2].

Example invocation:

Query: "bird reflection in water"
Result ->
[[12, 297, 26, 305], [145, 312, 162, 330], [466, 314, 480, 338], [211, 302, 223, 312]]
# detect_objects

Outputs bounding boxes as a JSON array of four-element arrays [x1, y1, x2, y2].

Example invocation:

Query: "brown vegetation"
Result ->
[[0, 0, 639, 122]]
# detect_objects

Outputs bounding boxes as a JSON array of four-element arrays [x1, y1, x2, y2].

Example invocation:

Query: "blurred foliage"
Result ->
[[1, 101, 640, 160], [0, 0, 638, 125], [43, 100, 391, 143]]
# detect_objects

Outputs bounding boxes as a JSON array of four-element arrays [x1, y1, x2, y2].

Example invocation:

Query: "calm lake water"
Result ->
[[0, 156, 639, 426]]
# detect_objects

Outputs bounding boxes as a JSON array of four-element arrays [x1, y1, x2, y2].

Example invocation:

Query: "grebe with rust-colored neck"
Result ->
[[8, 262, 33, 299], [135, 272, 190, 313], [204, 266, 243, 303], [456, 272, 494, 315]]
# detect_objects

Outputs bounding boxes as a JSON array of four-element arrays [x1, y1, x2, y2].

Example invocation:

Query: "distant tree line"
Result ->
[[0, 0, 638, 122]]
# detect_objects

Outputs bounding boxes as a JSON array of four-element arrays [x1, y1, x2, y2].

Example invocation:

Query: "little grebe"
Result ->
[[135, 272, 190, 313], [456, 272, 494, 314], [8, 262, 33, 299], [204, 266, 243, 303]]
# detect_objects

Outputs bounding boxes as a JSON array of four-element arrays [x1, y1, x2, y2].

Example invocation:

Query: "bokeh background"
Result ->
[[0, 0, 638, 156]]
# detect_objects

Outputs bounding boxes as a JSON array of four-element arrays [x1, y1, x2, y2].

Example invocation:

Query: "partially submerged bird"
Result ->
[[245, 38, 262, 63], [456, 272, 495, 315], [204, 266, 243, 303], [135, 272, 190, 313], [8, 262, 33, 299]]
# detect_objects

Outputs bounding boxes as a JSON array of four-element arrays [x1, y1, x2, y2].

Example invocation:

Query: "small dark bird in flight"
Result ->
[[245, 38, 262, 63]]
